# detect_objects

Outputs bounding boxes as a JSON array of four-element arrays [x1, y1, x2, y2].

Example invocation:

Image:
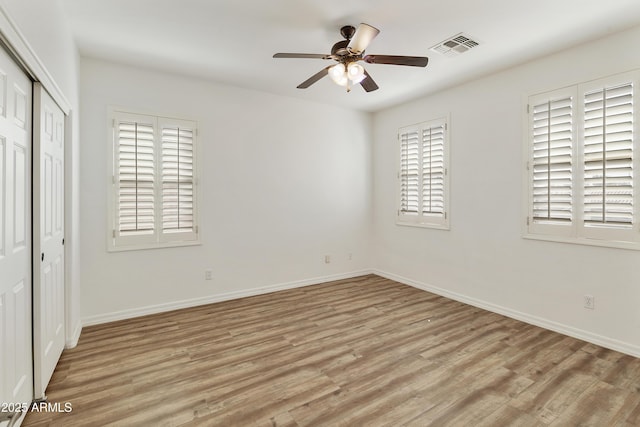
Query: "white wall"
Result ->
[[80, 58, 372, 323], [373, 25, 640, 356], [0, 0, 82, 346]]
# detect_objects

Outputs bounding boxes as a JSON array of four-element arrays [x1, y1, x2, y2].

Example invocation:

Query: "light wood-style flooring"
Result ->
[[23, 275, 640, 426]]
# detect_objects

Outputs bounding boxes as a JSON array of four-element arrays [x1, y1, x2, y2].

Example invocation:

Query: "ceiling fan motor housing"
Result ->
[[331, 40, 352, 57], [332, 26, 360, 58]]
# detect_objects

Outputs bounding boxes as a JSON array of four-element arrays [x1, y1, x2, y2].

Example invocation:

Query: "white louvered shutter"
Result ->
[[116, 118, 156, 237], [398, 118, 449, 227], [531, 97, 573, 223], [400, 129, 420, 215], [583, 82, 633, 227], [160, 118, 197, 242], [110, 111, 199, 250], [422, 124, 445, 216]]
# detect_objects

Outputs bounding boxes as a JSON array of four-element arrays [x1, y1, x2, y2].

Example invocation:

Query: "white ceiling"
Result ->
[[61, 0, 640, 112]]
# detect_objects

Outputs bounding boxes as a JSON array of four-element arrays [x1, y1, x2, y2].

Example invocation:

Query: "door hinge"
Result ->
[[444, 212, 447, 220], [526, 216, 530, 226], [526, 161, 530, 171], [112, 230, 116, 238], [526, 104, 530, 114], [195, 226, 199, 234]]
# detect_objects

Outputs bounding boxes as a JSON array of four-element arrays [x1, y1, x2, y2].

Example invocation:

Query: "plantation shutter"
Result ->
[[161, 121, 196, 237], [398, 118, 449, 227], [531, 97, 573, 222], [110, 111, 199, 250], [400, 129, 420, 215], [527, 72, 638, 246], [583, 82, 633, 226], [422, 124, 445, 215], [117, 119, 156, 235]]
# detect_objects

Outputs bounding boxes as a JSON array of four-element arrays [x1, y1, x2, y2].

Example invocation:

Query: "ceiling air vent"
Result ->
[[430, 33, 479, 57]]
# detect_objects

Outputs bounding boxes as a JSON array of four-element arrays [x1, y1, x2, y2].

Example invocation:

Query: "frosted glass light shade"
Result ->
[[347, 62, 365, 83], [328, 63, 348, 86]]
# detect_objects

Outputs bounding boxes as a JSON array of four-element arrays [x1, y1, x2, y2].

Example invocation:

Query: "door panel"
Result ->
[[33, 83, 65, 400], [0, 44, 33, 418]]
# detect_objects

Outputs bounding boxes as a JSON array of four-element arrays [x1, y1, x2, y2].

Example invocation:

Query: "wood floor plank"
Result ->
[[474, 404, 540, 427], [289, 355, 435, 426], [549, 380, 637, 426], [22, 274, 640, 426]]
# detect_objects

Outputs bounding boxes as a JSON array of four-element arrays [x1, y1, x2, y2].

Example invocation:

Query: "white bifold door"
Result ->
[[0, 45, 33, 419], [33, 83, 66, 400]]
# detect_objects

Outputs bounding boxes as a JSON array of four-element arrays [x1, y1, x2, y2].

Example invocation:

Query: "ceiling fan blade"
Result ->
[[347, 23, 380, 55], [360, 70, 379, 92], [273, 53, 331, 59], [297, 66, 332, 89], [363, 55, 429, 67]]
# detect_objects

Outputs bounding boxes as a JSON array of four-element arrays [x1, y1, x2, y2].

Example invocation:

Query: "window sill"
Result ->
[[522, 233, 640, 251], [396, 220, 450, 231], [107, 239, 201, 253]]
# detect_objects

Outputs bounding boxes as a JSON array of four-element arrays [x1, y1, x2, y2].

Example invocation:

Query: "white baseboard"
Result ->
[[373, 269, 640, 358], [81, 269, 373, 327]]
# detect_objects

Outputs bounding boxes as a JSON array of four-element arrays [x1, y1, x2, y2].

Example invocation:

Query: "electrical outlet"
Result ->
[[324, 255, 331, 264], [584, 294, 595, 310], [205, 269, 213, 280]]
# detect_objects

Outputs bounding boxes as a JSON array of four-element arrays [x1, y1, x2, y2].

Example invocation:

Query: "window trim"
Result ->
[[107, 107, 201, 252], [396, 116, 450, 230], [523, 70, 640, 250]]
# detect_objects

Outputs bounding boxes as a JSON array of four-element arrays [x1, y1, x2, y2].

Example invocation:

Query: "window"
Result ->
[[397, 117, 449, 229], [525, 71, 640, 249], [108, 109, 199, 251]]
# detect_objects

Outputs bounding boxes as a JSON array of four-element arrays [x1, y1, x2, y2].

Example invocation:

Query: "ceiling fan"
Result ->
[[273, 23, 429, 92]]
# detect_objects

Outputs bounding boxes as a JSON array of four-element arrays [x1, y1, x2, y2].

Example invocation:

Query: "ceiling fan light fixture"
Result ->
[[328, 63, 348, 86], [347, 62, 366, 83], [328, 62, 366, 88], [333, 74, 349, 86], [328, 63, 345, 78]]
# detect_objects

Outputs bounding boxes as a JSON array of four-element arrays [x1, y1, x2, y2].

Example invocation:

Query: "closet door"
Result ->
[[33, 83, 65, 400], [0, 46, 33, 420]]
